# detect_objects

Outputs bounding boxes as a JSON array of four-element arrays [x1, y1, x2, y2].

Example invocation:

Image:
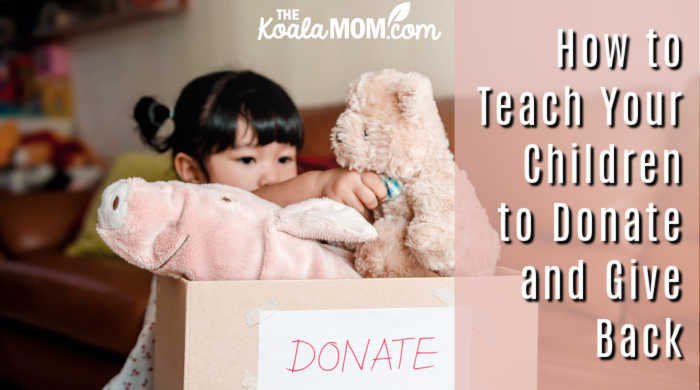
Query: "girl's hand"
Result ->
[[317, 168, 387, 218]]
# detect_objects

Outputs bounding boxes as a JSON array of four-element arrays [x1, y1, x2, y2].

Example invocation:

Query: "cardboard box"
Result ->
[[155, 267, 536, 390]]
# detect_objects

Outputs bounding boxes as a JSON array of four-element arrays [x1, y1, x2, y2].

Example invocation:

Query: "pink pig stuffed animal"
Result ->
[[96, 178, 375, 281]]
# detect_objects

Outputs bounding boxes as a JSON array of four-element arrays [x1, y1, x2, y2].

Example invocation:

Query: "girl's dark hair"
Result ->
[[134, 70, 304, 179]]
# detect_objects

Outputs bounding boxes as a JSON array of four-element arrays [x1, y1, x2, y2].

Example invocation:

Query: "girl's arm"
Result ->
[[254, 168, 387, 217], [253, 170, 325, 206]]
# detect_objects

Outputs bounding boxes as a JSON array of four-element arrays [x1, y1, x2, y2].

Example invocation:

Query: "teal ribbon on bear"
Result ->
[[380, 175, 403, 201]]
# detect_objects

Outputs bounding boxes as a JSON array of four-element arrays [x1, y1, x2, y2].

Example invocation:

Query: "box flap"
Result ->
[[155, 276, 189, 390]]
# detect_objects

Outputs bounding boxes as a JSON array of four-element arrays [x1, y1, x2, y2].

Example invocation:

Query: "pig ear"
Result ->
[[275, 198, 377, 243], [153, 229, 189, 271]]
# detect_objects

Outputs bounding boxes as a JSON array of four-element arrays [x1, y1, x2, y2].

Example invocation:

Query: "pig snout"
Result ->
[[97, 180, 131, 230]]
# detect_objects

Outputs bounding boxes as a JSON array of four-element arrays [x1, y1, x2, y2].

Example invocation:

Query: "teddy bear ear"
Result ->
[[395, 72, 434, 122], [345, 71, 374, 110], [345, 78, 360, 107]]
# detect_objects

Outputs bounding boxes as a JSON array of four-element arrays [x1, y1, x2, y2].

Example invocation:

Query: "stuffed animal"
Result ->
[[13, 130, 97, 169], [0, 122, 59, 193], [96, 178, 375, 281], [7, 130, 102, 192], [331, 69, 500, 277]]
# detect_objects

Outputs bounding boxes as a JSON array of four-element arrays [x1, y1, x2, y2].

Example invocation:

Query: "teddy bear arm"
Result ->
[[354, 216, 411, 277], [404, 183, 455, 274], [405, 216, 454, 274]]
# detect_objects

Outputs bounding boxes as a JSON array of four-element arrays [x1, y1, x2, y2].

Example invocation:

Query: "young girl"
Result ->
[[136, 70, 386, 214], [104, 70, 386, 389]]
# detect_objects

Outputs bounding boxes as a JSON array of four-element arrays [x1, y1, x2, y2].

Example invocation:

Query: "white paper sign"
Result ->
[[257, 307, 459, 389]]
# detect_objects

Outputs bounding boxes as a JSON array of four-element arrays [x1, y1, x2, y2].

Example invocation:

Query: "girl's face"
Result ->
[[205, 117, 298, 191]]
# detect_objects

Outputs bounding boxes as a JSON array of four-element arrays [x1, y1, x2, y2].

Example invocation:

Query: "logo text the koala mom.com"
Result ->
[[257, 2, 442, 41]]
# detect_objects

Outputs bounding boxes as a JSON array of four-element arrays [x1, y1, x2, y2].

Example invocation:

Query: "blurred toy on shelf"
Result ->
[[34, 44, 74, 117], [0, 125, 103, 193], [0, 163, 56, 193], [34, 44, 71, 77], [38, 75, 73, 117], [9, 53, 41, 114], [0, 43, 73, 117]]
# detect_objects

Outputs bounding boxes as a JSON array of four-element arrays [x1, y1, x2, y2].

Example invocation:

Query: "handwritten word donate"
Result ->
[[286, 337, 437, 373]]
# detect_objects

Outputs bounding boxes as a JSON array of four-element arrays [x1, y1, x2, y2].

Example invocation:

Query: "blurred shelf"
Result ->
[[32, 4, 187, 43], [0, 115, 73, 135]]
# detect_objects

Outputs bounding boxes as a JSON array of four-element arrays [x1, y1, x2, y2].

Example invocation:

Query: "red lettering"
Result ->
[[286, 336, 438, 373], [413, 337, 437, 370], [286, 339, 316, 373], [371, 338, 393, 371], [391, 338, 415, 369], [318, 342, 340, 372], [342, 339, 371, 372]]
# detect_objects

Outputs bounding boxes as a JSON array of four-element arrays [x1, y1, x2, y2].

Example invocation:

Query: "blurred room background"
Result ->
[[0, 0, 454, 170]]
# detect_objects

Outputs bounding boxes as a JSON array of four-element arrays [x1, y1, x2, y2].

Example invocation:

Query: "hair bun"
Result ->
[[134, 96, 172, 152]]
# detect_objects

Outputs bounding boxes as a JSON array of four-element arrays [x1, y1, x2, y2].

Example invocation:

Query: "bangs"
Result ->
[[201, 73, 304, 153]]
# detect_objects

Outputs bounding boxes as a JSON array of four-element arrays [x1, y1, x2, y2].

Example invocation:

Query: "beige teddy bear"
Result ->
[[331, 69, 500, 277]]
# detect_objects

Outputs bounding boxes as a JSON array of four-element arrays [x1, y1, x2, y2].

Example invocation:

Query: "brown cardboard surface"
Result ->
[[154, 274, 187, 390], [155, 267, 536, 390]]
